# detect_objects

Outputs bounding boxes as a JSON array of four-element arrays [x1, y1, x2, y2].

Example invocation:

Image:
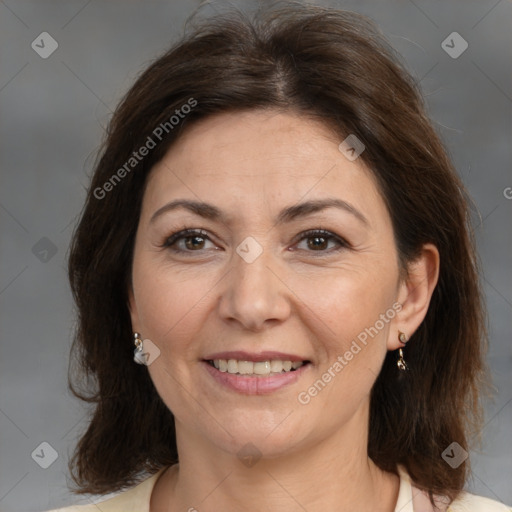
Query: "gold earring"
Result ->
[[397, 331, 408, 371]]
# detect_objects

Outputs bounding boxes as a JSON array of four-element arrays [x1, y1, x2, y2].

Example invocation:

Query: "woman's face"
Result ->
[[129, 109, 407, 458]]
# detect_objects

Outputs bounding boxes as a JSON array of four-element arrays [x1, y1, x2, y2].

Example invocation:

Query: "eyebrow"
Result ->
[[149, 198, 369, 227]]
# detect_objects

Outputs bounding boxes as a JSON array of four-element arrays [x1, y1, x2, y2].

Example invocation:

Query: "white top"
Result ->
[[45, 465, 511, 512]]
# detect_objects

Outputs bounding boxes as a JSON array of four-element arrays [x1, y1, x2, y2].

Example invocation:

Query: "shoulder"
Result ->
[[44, 491, 142, 512], [43, 467, 169, 512], [448, 491, 511, 512]]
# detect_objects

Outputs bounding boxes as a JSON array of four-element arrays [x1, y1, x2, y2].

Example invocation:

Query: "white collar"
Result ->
[[395, 465, 451, 512]]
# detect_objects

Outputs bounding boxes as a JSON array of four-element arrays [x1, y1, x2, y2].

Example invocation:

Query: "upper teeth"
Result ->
[[212, 359, 304, 375]]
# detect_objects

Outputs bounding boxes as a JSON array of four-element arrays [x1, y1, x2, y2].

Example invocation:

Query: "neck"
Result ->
[[151, 407, 400, 512]]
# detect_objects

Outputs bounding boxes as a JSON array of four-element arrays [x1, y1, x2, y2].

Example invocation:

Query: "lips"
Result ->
[[201, 351, 311, 395]]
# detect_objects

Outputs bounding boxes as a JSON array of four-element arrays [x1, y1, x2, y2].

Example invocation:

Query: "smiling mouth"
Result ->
[[205, 359, 311, 377]]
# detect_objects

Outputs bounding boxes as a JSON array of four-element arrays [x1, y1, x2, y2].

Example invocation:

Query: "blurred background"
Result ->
[[0, 1, 511, 510]]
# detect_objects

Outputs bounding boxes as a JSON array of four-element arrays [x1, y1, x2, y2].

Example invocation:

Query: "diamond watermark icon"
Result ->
[[31, 32, 59, 59], [134, 338, 161, 366], [32, 237, 58, 263], [441, 32, 468, 59], [338, 134, 365, 161], [236, 236, 263, 263], [441, 441, 468, 469], [237, 442, 262, 468], [31, 441, 59, 469]]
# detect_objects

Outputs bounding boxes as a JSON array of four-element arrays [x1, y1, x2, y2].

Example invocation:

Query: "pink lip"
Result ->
[[203, 351, 308, 362], [202, 360, 310, 395]]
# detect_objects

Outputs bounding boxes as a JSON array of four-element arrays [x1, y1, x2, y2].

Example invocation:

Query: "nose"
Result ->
[[217, 245, 291, 332]]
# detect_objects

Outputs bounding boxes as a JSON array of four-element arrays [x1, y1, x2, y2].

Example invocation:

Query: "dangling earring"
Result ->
[[133, 332, 146, 365], [397, 331, 408, 371]]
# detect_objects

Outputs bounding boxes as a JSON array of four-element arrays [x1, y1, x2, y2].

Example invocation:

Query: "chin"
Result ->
[[203, 411, 311, 460]]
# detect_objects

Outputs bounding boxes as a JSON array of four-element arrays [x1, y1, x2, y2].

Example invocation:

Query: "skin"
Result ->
[[128, 109, 440, 512]]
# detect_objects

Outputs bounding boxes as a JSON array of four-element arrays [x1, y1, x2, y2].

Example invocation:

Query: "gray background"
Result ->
[[0, 1, 510, 511]]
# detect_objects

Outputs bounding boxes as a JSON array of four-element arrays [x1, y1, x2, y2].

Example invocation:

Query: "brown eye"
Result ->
[[162, 229, 217, 254], [306, 235, 329, 251], [184, 235, 207, 250], [295, 229, 348, 254]]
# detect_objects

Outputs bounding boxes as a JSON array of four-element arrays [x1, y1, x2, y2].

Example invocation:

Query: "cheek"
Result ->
[[134, 263, 212, 418], [298, 266, 397, 376], [298, 265, 397, 334], [131, 259, 213, 359]]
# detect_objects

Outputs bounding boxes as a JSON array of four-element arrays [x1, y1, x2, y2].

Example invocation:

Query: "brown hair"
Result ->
[[67, 2, 488, 504]]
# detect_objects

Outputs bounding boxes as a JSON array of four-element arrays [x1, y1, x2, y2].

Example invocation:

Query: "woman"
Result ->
[[47, 3, 510, 512]]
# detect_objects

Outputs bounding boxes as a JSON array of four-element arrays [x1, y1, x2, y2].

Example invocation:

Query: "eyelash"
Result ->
[[160, 228, 350, 256]]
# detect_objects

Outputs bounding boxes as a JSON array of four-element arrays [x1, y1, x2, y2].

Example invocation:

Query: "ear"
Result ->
[[387, 243, 440, 350], [127, 284, 140, 333]]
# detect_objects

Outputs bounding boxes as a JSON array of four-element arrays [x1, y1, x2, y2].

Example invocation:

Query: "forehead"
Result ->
[[142, 109, 385, 223], [151, 109, 363, 174]]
